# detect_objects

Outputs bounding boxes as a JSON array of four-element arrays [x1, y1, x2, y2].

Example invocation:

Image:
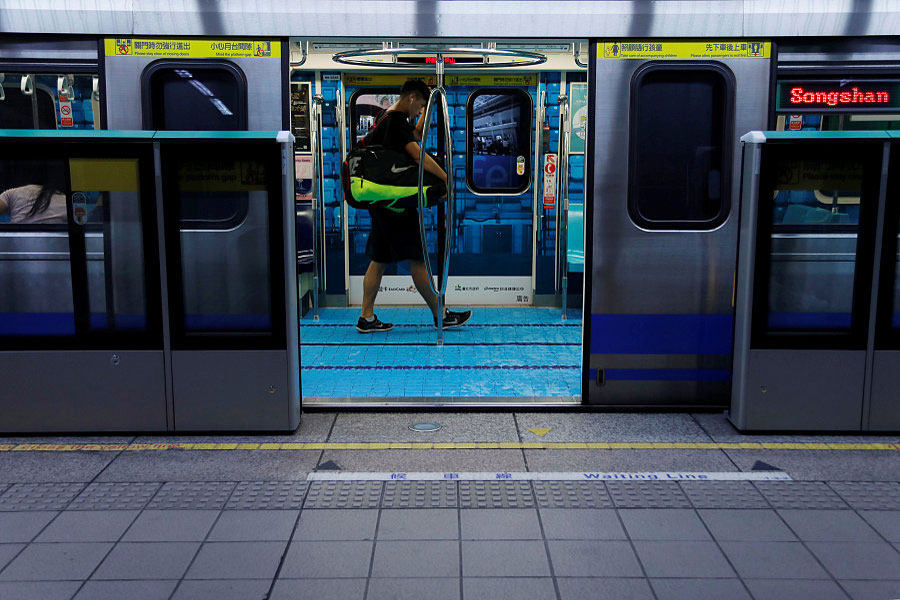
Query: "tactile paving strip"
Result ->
[[680, 480, 769, 509], [606, 481, 692, 508], [146, 481, 236, 510], [827, 481, 900, 511], [304, 481, 383, 509], [382, 481, 458, 508], [67, 482, 161, 510], [533, 481, 613, 508], [458, 481, 535, 508], [753, 481, 848, 510], [0, 482, 85, 511], [226, 481, 308, 510]]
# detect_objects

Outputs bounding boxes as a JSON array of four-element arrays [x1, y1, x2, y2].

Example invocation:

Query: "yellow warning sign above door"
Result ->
[[105, 38, 280, 59], [599, 41, 770, 60]]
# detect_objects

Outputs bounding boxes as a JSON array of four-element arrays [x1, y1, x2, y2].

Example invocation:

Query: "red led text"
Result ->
[[790, 86, 890, 107], [425, 57, 456, 64]]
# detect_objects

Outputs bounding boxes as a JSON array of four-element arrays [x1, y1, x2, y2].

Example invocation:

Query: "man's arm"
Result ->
[[412, 108, 425, 142], [0, 191, 9, 216], [405, 141, 447, 183]]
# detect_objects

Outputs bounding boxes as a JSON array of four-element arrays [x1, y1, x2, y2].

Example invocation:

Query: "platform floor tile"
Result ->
[[619, 509, 712, 541], [292, 509, 378, 541], [539, 508, 627, 540], [839, 580, 900, 600], [35, 510, 138, 543], [0, 542, 112, 581], [376, 509, 458, 540], [72, 579, 177, 600], [458, 480, 535, 508], [91, 541, 199, 580], [858, 510, 900, 542], [680, 480, 769, 509], [548, 540, 642, 577], [533, 480, 613, 509], [303, 481, 382, 509], [169, 579, 272, 600], [367, 577, 459, 600], [778, 509, 883, 542], [697, 509, 798, 542], [0, 581, 81, 600], [382, 480, 458, 508], [650, 578, 752, 600], [270, 578, 366, 600], [225, 481, 308, 510], [0, 483, 85, 512], [279, 540, 373, 578], [145, 481, 236, 510], [743, 578, 851, 600], [828, 481, 900, 511], [718, 541, 831, 579], [0, 512, 58, 543], [632, 541, 735, 578], [464, 577, 557, 600], [121, 509, 218, 542], [184, 541, 287, 580], [462, 540, 550, 577], [67, 482, 160, 511], [371, 540, 459, 578], [807, 541, 900, 580], [557, 578, 654, 600], [753, 481, 850, 510], [207, 510, 299, 542], [606, 481, 691, 508]]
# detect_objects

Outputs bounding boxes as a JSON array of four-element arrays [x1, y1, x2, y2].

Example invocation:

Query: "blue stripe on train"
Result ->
[[589, 368, 731, 382], [589, 314, 733, 355]]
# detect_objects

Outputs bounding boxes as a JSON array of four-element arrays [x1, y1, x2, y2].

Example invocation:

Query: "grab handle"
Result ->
[[417, 86, 454, 344]]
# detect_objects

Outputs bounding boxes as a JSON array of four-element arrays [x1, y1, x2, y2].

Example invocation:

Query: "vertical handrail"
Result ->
[[531, 88, 546, 303], [311, 94, 325, 320], [417, 85, 454, 346], [557, 94, 570, 320]]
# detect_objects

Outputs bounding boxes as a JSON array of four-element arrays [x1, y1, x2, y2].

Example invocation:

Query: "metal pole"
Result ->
[[311, 94, 324, 320], [557, 94, 570, 320]]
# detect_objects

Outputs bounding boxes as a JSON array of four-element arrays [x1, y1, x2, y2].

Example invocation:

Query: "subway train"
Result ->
[[0, 1, 899, 425]]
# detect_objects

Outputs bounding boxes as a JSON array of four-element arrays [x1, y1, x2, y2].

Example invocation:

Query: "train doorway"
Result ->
[[289, 40, 588, 406]]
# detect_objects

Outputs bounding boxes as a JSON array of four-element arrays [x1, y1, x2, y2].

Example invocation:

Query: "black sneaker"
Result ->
[[356, 315, 393, 333], [439, 309, 472, 330]]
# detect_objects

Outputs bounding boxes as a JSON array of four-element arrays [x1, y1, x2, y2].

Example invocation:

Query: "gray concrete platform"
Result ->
[[1, 411, 899, 599]]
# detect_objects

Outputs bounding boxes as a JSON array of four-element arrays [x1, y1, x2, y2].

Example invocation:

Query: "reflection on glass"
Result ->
[[69, 158, 148, 332], [469, 91, 531, 193], [149, 68, 242, 130], [176, 159, 271, 332], [353, 93, 399, 143], [0, 160, 74, 334], [767, 155, 862, 331]]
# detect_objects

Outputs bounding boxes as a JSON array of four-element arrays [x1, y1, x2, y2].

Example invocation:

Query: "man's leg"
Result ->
[[361, 261, 387, 319], [408, 259, 441, 322]]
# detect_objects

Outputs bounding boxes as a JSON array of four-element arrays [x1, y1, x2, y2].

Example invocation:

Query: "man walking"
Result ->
[[357, 79, 472, 333]]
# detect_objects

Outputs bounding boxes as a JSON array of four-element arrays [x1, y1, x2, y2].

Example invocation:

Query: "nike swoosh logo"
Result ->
[[390, 164, 415, 173]]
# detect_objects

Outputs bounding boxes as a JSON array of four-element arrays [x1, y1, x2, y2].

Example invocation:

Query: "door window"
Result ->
[[466, 89, 532, 195]]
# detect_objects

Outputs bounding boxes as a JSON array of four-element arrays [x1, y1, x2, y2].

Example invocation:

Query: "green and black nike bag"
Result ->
[[342, 145, 447, 212]]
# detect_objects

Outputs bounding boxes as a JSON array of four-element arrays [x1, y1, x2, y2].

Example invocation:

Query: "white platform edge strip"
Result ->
[[307, 471, 793, 481]]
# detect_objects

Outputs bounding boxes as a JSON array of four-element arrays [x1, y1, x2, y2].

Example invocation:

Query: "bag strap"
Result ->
[[361, 110, 393, 147]]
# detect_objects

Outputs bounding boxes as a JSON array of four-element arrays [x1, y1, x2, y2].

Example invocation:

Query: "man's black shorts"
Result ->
[[366, 207, 425, 264]]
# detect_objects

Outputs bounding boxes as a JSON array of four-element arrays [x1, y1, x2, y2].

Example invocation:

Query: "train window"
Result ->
[[0, 73, 93, 130], [142, 61, 249, 229], [142, 61, 248, 130], [350, 88, 400, 144], [628, 63, 734, 230], [466, 89, 533, 195]]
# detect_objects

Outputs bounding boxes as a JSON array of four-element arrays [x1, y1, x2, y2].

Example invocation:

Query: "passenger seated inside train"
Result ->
[[0, 176, 67, 225]]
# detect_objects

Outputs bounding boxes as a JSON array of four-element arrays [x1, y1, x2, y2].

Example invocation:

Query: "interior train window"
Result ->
[[141, 61, 248, 130], [628, 63, 734, 230], [0, 74, 84, 130], [350, 88, 400, 144], [466, 89, 532, 195]]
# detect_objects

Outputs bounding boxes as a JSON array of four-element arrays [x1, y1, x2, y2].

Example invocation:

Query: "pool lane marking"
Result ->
[[307, 471, 794, 481], [1, 442, 898, 452]]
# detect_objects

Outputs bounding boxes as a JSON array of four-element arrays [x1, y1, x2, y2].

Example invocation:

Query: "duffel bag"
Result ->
[[341, 145, 446, 213]]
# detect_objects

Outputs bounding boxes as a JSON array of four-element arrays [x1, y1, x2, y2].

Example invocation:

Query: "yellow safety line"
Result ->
[[0, 441, 898, 452]]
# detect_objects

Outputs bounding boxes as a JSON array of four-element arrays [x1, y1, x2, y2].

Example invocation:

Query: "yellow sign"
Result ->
[[527, 428, 552, 438], [178, 160, 267, 192], [69, 159, 139, 191], [106, 38, 280, 59], [599, 41, 770, 60], [343, 74, 438, 87], [447, 74, 537, 87], [342, 74, 537, 87]]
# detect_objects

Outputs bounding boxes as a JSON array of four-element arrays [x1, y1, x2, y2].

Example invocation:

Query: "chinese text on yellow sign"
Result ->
[[106, 38, 280, 59], [600, 41, 770, 60]]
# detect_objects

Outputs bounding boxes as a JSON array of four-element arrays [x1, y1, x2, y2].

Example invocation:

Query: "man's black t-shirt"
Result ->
[[362, 110, 425, 264], [364, 111, 416, 153]]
